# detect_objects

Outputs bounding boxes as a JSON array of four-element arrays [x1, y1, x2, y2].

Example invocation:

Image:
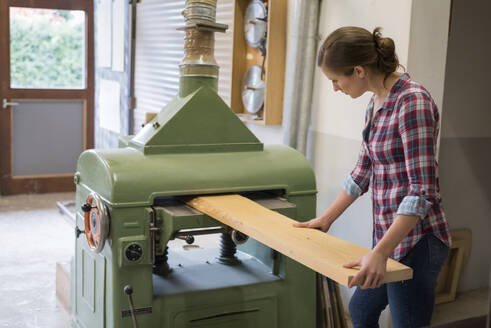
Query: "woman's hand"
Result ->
[[293, 190, 357, 233], [343, 250, 388, 289], [293, 216, 332, 232]]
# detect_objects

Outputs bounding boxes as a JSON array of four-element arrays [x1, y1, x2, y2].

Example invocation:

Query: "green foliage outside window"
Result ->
[[10, 9, 85, 89]]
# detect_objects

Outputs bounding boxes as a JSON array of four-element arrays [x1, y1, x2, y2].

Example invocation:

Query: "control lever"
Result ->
[[124, 285, 139, 328], [75, 226, 84, 238], [75, 203, 91, 238]]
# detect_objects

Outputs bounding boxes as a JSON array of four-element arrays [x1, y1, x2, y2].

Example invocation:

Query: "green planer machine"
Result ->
[[72, 1, 317, 327]]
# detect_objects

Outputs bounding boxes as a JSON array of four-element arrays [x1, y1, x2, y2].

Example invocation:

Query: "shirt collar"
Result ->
[[391, 72, 411, 93], [374, 72, 411, 113]]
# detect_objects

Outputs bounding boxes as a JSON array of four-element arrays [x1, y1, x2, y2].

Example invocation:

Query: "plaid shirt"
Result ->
[[343, 73, 451, 261]]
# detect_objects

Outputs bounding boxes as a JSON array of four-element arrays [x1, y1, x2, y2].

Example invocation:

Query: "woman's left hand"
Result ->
[[343, 250, 388, 289]]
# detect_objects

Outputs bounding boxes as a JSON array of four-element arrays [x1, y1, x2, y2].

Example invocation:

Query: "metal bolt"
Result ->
[[73, 172, 80, 184]]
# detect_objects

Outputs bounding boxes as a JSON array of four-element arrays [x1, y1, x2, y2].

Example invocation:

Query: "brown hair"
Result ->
[[317, 26, 401, 79]]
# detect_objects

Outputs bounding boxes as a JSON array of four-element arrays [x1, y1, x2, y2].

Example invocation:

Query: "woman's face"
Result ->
[[321, 65, 368, 98]]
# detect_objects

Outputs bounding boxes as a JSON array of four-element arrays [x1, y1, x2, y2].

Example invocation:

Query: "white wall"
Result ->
[[407, 0, 451, 112], [312, 0, 412, 141]]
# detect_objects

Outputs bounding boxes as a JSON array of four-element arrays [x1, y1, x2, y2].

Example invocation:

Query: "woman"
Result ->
[[294, 26, 451, 327]]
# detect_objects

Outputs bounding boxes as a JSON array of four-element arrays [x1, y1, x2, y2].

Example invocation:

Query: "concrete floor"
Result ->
[[0, 192, 74, 328], [432, 288, 489, 325], [0, 192, 488, 328]]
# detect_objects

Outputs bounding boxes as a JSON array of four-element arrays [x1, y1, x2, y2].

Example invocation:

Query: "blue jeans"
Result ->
[[349, 234, 449, 328]]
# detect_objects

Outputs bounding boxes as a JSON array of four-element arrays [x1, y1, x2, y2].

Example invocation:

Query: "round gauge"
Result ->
[[125, 243, 143, 262], [242, 65, 265, 114], [244, 0, 267, 48]]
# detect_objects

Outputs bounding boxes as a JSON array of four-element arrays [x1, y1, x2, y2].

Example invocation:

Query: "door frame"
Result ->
[[0, 0, 94, 194]]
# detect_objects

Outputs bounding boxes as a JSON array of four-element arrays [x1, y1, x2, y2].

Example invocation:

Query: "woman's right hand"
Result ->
[[293, 216, 332, 232], [293, 190, 355, 233]]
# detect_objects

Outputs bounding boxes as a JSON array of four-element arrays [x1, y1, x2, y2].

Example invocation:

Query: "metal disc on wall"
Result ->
[[244, 0, 267, 48], [242, 65, 265, 114]]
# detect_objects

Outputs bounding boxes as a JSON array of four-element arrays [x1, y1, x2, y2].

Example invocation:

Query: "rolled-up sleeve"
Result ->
[[396, 93, 437, 219], [343, 143, 372, 197]]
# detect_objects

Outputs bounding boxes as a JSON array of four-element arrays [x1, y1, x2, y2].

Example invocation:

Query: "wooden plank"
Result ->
[[322, 277, 334, 328], [334, 281, 348, 328], [263, 0, 286, 125], [186, 195, 413, 287], [230, 0, 248, 115], [317, 274, 328, 328], [435, 239, 467, 304], [56, 261, 71, 314]]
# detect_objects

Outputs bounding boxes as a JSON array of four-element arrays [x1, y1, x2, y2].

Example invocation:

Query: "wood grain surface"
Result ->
[[186, 194, 413, 287]]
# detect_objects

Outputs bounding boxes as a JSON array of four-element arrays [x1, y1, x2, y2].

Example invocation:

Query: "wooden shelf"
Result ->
[[231, 0, 286, 125]]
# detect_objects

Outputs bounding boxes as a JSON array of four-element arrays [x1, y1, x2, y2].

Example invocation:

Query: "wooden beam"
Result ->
[[186, 194, 413, 287]]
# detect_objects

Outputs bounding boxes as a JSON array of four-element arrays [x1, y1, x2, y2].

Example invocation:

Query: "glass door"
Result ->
[[0, 0, 94, 194]]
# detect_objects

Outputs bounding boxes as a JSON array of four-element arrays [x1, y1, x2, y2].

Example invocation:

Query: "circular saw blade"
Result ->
[[242, 65, 265, 114], [244, 0, 267, 48]]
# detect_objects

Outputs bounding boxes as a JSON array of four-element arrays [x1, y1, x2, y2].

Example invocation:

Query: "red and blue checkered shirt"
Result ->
[[343, 73, 451, 261]]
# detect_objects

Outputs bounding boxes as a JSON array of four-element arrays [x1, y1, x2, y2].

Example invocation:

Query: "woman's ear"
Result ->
[[354, 66, 366, 79]]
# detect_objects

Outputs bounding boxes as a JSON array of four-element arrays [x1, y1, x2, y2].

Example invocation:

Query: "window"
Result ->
[[9, 7, 85, 89]]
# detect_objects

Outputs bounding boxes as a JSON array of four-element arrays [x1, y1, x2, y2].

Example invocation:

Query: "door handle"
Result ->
[[2, 99, 19, 109]]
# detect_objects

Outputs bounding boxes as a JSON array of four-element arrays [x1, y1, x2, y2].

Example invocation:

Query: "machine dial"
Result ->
[[125, 243, 143, 262]]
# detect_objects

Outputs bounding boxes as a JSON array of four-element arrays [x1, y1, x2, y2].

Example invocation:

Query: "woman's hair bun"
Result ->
[[372, 27, 398, 75]]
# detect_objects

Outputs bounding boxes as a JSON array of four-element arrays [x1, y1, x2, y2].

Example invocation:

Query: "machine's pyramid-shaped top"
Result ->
[[129, 86, 263, 154]]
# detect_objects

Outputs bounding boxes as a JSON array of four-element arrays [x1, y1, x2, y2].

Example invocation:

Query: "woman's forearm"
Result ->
[[320, 189, 357, 224], [373, 214, 419, 258]]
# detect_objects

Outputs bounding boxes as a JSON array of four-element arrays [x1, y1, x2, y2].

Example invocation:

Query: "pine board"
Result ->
[[186, 195, 413, 287]]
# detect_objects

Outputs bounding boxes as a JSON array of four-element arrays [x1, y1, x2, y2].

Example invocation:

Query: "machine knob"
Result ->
[[185, 235, 195, 245], [124, 285, 133, 295], [81, 203, 92, 213]]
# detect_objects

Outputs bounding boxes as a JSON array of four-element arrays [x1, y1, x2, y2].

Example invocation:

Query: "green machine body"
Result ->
[[72, 1, 318, 327], [72, 85, 318, 328]]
